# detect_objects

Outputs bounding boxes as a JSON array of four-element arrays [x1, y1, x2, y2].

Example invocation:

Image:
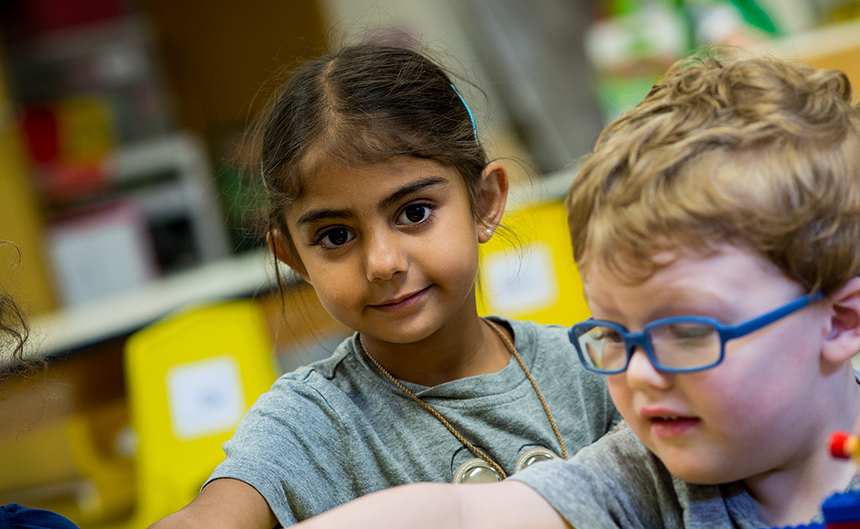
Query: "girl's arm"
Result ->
[[147, 478, 279, 529], [297, 480, 571, 529]]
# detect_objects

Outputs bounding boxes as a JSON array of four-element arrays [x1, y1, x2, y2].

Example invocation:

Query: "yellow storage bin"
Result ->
[[478, 200, 590, 327], [122, 299, 279, 528]]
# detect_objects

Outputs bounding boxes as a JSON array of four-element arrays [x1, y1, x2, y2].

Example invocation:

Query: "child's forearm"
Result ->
[[296, 483, 465, 529], [146, 478, 277, 529], [296, 480, 568, 529]]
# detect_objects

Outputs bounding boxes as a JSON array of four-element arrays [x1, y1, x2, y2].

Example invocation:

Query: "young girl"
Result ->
[[150, 43, 619, 528]]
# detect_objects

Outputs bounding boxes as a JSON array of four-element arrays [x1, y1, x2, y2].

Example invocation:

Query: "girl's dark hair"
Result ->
[[0, 244, 42, 391], [0, 291, 33, 384], [258, 44, 489, 244]]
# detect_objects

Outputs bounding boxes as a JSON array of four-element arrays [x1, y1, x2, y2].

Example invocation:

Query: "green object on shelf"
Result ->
[[729, 0, 780, 34]]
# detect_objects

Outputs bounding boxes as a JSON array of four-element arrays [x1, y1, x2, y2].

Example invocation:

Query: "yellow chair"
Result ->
[[478, 200, 591, 326], [122, 299, 279, 527]]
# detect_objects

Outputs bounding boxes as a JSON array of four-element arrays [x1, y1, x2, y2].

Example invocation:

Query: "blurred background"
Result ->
[[0, 0, 858, 527]]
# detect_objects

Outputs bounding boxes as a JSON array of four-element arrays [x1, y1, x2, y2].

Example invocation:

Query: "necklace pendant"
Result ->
[[453, 458, 504, 484], [452, 447, 561, 484]]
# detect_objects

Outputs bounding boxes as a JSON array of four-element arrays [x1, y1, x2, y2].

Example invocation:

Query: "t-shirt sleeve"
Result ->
[[205, 372, 367, 526], [509, 427, 682, 529]]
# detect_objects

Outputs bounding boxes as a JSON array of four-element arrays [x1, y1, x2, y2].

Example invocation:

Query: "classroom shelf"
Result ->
[[25, 249, 276, 358]]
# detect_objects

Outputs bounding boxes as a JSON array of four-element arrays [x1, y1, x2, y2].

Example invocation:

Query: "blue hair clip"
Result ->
[[450, 83, 478, 142]]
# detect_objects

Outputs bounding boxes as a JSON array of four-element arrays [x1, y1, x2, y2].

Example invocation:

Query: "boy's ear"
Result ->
[[822, 276, 860, 364], [477, 162, 509, 243], [266, 230, 310, 282]]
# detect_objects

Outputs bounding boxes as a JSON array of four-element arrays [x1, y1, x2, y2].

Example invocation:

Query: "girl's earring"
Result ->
[[480, 225, 494, 243]]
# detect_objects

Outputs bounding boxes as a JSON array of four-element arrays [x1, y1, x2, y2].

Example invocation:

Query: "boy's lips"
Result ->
[[640, 407, 701, 438], [369, 286, 431, 312]]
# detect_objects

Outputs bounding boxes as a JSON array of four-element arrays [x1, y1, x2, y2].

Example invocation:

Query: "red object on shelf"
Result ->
[[20, 105, 59, 163], [36, 162, 110, 203]]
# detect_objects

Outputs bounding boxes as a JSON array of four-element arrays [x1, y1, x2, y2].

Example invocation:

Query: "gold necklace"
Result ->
[[355, 318, 567, 479]]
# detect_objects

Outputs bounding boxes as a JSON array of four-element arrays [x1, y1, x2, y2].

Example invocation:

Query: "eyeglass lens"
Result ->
[[577, 321, 722, 372]]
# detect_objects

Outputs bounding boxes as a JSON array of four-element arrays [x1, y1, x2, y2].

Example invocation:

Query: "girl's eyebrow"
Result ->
[[295, 207, 353, 226], [378, 176, 447, 210], [295, 176, 449, 227]]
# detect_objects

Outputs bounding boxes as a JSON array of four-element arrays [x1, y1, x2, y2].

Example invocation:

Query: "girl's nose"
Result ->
[[625, 346, 672, 391], [365, 230, 407, 281]]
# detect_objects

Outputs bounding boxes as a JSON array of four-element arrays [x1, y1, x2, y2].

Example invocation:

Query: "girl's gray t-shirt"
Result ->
[[205, 316, 620, 526]]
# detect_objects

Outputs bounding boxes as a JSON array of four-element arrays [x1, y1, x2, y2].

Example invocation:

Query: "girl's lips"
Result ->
[[369, 287, 430, 313]]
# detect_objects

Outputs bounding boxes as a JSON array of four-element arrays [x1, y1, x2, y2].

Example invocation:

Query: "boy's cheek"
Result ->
[[606, 377, 634, 417]]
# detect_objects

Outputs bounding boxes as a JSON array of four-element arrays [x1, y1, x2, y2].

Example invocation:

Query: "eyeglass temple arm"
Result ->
[[721, 290, 824, 340]]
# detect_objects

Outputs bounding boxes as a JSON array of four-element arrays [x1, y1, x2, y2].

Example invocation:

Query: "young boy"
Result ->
[[292, 53, 860, 529]]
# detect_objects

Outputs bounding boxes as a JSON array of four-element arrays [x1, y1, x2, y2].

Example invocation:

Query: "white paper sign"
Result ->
[[48, 200, 157, 306], [166, 356, 245, 440], [485, 242, 559, 316]]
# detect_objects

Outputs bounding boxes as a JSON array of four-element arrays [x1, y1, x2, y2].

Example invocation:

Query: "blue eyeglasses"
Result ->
[[568, 290, 824, 374]]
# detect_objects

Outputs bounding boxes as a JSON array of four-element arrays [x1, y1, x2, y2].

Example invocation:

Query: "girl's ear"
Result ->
[[822, 276, 860, 364], [477, 162, 509, 243], [267, 230, 310, 282]]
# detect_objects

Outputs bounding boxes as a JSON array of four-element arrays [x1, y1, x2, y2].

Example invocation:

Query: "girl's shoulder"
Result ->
[[489, 316, 574, 357], [292, 334, 358, 379], [493, 316, 611, 393], [263, 334, 381, 401], [239, 335, 409, 430]]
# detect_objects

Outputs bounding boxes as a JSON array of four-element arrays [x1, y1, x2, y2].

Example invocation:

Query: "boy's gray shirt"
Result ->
[[206, 316, 620, 526], [512, 423, 860, 529]]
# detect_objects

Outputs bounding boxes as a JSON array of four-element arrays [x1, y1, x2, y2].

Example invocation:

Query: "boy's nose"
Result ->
[[625, 346, 671, 390], [365, 230, 407, 281]]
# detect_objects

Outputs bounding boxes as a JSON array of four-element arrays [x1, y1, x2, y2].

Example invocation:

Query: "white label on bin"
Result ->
[[485, 242, 558, 316], [166, 356, 245, 440]]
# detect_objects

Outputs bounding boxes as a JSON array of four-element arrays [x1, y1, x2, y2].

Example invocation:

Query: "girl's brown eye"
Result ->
[[318, 228, 355, 248], [398, 204, 431, 225]]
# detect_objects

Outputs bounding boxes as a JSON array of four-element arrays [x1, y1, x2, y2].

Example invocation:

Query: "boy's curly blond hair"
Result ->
[[568, 54, 860, 294]]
